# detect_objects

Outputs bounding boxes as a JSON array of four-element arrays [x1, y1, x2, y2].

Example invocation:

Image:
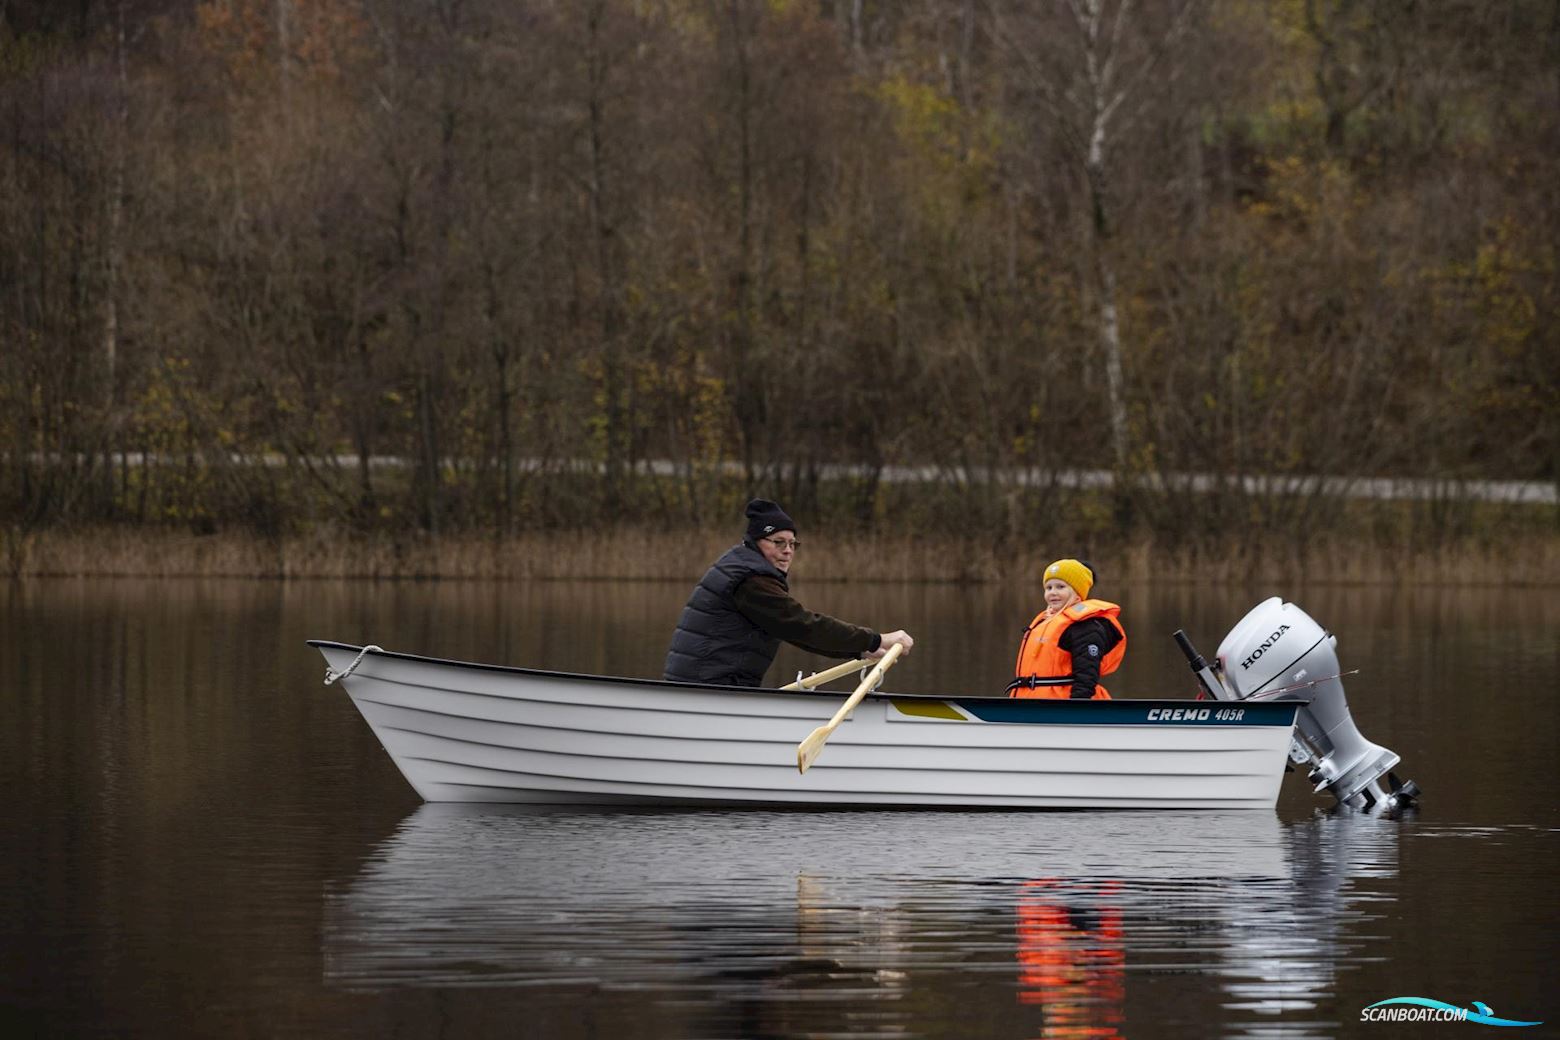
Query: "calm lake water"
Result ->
[[2, 577, 1556, 1038]]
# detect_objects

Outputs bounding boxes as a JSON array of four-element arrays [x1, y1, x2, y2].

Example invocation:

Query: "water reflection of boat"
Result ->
[[323, 807, 1289, 989], [323, 807, 1400, 1038], [309, 640, 1299, 809], [1212, 813, 1404, 1037]]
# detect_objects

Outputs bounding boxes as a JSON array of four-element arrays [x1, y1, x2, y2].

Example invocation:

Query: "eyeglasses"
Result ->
[[762, 537, 801, 552]]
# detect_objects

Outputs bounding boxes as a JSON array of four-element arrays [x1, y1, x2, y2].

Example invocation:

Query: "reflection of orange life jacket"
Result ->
[[1015, 879, 1126, 1034], [1012, 600, 1126, 700]]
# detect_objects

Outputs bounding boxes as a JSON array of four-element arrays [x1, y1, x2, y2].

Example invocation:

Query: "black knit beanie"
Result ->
[[744, 499, 796, 543]]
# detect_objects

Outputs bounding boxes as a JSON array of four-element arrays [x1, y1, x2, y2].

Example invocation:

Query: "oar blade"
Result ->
[[796, 725, 831, 774]]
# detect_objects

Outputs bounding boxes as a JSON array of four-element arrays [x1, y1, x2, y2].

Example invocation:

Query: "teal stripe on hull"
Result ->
[[952, 699, 1298, 727]]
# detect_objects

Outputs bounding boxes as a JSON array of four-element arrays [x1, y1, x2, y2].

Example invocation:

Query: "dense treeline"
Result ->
[[2, 0, 1555, 566]]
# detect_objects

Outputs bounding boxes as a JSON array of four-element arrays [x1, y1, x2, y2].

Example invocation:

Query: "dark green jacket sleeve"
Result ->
[[733, 575, 882, 659]]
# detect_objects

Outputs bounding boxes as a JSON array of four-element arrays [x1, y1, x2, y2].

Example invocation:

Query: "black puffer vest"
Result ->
[[663, 542, 787, 687]]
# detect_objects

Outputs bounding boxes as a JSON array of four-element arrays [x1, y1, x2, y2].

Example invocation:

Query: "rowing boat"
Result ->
[[307, 640, 1299, 809]]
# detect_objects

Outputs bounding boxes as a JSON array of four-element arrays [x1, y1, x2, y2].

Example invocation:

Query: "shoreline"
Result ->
[[6, 526, 1559, 585]]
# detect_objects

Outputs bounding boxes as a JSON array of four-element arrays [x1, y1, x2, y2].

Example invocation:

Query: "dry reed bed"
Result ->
[[8, 526, 1558, 585]]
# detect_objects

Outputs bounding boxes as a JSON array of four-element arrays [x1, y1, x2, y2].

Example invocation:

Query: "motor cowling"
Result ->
[[1209, 598, 1417, 812]]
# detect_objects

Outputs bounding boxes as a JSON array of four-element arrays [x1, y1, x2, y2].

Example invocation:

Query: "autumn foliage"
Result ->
[[0, 1, 1554, 567]]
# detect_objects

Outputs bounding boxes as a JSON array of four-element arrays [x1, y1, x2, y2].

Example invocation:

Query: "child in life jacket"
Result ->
[[1008, 558, 1126, 699]]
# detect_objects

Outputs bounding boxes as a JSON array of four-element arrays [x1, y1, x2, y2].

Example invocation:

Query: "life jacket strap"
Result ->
[[1005, 675, 1073, 693]]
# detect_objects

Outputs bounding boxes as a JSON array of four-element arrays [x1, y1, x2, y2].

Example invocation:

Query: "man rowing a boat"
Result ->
[[663, 499, 915, 687]]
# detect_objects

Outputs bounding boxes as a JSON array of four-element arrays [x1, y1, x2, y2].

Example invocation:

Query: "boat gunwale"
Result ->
[[307, 639, 1306, 716]]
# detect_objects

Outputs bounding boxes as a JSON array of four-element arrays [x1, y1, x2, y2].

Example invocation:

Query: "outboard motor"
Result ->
[[1174, 598, 1419, 813]]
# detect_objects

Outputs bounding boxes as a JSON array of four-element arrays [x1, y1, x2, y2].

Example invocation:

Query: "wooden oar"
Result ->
[[779, 657, 874, 691], [796, 643, 904, 775]]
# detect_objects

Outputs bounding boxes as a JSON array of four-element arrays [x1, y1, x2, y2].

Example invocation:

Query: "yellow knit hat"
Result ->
[[1044, 558, 1093, 599]]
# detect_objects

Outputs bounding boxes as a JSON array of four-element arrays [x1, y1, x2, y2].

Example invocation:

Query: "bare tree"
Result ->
[[990, 0, 1198, 468]]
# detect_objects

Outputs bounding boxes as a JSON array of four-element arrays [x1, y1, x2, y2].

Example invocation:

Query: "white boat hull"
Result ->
[[310, 642, 1300, 810]]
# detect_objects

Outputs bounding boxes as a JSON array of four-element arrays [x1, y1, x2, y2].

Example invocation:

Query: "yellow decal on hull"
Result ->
[[890, 698, 968, 721]]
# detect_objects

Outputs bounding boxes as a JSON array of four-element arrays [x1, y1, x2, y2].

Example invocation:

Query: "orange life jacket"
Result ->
[[1011, 599, 1126, 700]]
